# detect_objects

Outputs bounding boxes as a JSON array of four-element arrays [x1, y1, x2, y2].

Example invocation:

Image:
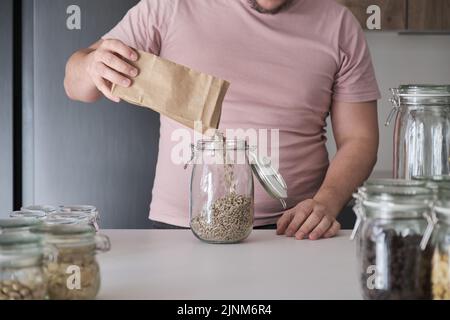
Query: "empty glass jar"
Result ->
[[0, 233, 47, 300], [387, 85, 450, 178], [358, 186, 434, 300]]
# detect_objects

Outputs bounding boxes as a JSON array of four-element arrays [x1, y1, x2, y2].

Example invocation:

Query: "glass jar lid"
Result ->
[[31, 224, 95, 245], [31, 224, 110, 252], [362, 186, 433, 218], [248, 150, 288, 208], [364, 178, 427, 188], [21, 204, 57, 214], [0, 218, 42, 232], [196, 138, 249, 151], [397, 84, 450, 96], [43, 213, 91, 226], [0, 233, 43, 268], [392, 84, 450, 106], [10, 210, 47, 219]]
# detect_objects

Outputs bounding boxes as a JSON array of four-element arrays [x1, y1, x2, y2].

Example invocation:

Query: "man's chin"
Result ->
[[248, 0, 293, 15]]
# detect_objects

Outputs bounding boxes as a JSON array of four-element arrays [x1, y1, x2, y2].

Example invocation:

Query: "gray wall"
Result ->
[[0, 0, 14, 217], [25, 0, 160, 228], [327, 32, 450, 178]]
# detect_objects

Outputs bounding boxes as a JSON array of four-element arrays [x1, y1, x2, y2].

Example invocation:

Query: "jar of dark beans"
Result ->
[[359, 186, 434, 300]]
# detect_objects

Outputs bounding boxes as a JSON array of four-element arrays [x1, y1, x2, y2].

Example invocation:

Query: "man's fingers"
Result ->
[[295, 211, 322, 240], [92, 76, 120, 103], [99, 52, 138, 77], [323, 221, 341, 239], [285, 207, 312, 237], [308, 216, 333, 240], [95, 62, 132, 88], [102, 39, 138, 61], [276, 208, 295, 235]]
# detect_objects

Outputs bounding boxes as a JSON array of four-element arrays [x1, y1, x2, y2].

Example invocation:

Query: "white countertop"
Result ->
[[97, 230, 360, 300]]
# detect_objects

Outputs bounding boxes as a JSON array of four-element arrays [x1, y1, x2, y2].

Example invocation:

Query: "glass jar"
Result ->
[[0, 218, 42, 234], [386, 85, 450, 178], [31, 224, 110, 300], [190, 139, 255, 244], [0, 233, 47, 300], [351, 179, 427, 240], [428, 197, 450, 300], [358, 186, 434, 300]]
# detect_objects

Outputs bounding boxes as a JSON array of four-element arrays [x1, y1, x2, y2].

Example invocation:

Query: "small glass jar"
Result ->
[[31, 224, 110, 300], [0, 233, 47, 300], [190, 139, 254, 244], [428, 197, 450, 300], [0, 218, 42, 234], [358, 186, 434, 300]]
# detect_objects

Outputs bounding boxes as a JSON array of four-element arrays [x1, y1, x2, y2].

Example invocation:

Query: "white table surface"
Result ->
[[97, 230, 360, 300]]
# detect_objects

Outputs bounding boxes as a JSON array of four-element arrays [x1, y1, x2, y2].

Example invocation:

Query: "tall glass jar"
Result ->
[[0, 233, 47, 300], [358, 186, 434, 300], [31, 224, 110, 300], [429, 197, 450, 300], [190, 139, 254, 244], [386, 85, 450, 178]]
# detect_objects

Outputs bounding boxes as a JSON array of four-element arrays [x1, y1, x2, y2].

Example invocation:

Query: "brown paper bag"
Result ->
[[111, 50, 230, 134]]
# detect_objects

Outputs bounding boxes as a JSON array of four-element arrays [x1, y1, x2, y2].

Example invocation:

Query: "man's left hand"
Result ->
[[276, 199, 341, 240]]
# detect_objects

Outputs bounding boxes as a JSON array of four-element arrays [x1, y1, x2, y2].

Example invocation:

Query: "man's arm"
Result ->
[[277, 100, 379, 240], [64, 39, 139, 103]]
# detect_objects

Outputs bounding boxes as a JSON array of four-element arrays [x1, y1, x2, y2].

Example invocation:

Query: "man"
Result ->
[[64, 0, 380, 240]]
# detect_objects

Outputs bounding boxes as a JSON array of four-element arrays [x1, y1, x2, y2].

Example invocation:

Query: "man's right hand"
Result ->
[[85, 39, 139, 102]]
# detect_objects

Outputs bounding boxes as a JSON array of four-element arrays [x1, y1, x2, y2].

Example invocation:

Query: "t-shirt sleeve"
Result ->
[[101, 0, 175, 55], [333, 9, 381, 103]]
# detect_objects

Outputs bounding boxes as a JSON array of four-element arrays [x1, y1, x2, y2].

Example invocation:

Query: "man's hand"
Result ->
[[64, 39, 139, 103], [276, 199, 341, 240], [85, 39, 139, 102]]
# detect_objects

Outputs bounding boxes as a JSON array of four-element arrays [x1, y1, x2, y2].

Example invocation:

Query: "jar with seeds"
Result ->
[[0, 233, 47, 300], [426, 193, 450, 300], [31, 224, 110, 300], [189, 135, 288, 244], [189, 138, 255, 243]]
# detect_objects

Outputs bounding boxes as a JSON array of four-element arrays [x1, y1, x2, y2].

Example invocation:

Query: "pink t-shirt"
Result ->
[[103, 0, 380, 227]]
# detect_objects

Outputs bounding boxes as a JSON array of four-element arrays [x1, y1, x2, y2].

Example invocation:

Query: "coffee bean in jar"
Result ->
[[358, 186, 434, 300], [361, 229, 432, 300]]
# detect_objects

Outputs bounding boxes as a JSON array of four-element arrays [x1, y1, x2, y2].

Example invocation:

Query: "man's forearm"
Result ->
[[64, 48, 101, 103], [314, 138, 377, 217]]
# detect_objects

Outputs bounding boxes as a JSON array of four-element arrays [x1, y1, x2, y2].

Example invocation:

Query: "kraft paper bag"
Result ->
[[111, 50, 230, 134]]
